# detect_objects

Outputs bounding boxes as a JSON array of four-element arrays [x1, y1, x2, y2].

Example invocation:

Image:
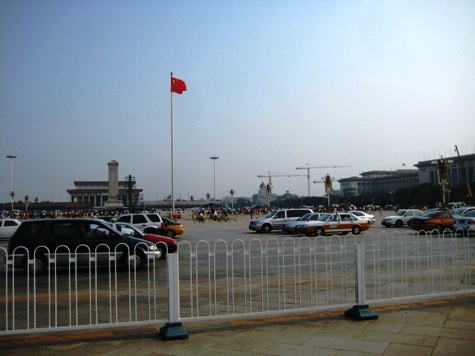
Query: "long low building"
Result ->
[[339, 153, 475, 196]]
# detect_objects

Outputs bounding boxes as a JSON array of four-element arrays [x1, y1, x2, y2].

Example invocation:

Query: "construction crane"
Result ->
[[257, 171, 306, 187], [296, 164, 350, 196]]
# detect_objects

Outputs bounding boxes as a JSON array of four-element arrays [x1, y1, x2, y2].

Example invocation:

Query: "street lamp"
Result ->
[[210, 156, 219, 201], [6, 155, 17, 211], [431, 156, 453, 207]]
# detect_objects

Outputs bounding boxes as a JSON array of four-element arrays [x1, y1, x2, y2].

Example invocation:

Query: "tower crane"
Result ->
[[257, 171, 307, 187], [296, 164, 350, 197]]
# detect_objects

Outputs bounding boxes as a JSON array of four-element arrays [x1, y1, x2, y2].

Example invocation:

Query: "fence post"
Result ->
[[159, 253, 189, 340], [345, 242, 378, 320]]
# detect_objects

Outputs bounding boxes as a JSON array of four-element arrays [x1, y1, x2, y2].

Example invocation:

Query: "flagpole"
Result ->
[[170, 72, 175, 217]]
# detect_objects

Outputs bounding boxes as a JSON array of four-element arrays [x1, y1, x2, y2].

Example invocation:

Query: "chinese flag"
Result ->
[[171, 77, 187, 94]]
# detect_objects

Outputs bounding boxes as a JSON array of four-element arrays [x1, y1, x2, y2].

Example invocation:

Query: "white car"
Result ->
[[116, 213, 165, 235], [0, 219, 22, 241], [381, 209, 423, 228], [349, 211, 376, 224], [282, 213, 322, 234], [454, 210, 475, 237]]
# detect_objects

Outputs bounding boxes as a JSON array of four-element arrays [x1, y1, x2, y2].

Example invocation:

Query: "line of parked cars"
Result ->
[[381, 207, 475, 236], [248, 206, 475, 237], [249, 208, 373, 236], [2, 212, 184, 275]]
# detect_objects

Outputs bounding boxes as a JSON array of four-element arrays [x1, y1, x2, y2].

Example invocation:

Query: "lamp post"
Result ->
[[431, 156, 453, 207], [6, 155, 17, 211], [210, 156, 219, 201]]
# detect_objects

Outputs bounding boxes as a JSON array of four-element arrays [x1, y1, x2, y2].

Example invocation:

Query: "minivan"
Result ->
[[8, 219, 161, 275], [249, 208, 313, 233]]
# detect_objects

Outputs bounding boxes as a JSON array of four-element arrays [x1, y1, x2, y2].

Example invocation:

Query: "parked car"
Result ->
[[249, 208, 313, 233], [348, 211, 376, 224], [452, 207, 475, 216], [410, 210, 455, 233], [116, 213, 165, 235], [381, 209, 423, 228], [282, 213, 322, 234], [454, 210, 475, 236], [0, 218, 21, 241], [162, 217, 184, 238], [109, 222, 177, 258], [8, 219, 161, 275], [296, 213, 370, 236]]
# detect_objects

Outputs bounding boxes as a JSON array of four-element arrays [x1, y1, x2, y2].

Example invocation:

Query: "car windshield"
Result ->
[[297, 213, 312, 221], [453, 208, 466, 215], [464, 210, 475, 217], [262, 211, 276, 219], [422, 211, 438, 218], [395, 210, 406, 216]]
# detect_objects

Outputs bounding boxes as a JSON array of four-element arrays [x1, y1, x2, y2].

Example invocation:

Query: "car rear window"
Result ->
[[117, 216, 131, 223], [147, 214, 161, 223], [287, 210, 301, 218], [132, 215, 147, 224], [16, 222, 43, 238], [4, 220, 19, 227], [52, 222, 82, 239]]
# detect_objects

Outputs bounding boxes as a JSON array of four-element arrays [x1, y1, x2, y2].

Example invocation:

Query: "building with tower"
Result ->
[[67, 160, 142, 208]]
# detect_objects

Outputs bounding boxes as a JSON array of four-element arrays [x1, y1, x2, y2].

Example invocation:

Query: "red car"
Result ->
[[109, 222, 177, 259], [410, 210, 455, 233]]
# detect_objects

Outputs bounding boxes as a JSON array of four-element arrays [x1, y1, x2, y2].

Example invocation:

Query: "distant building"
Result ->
[[67, 160, 142, 208], [339, 170, 419, 196], [252, 182, 276, 206], [415, 153, 475, 187], [276, 190, 298, 201], [338, 153, 475, 197]]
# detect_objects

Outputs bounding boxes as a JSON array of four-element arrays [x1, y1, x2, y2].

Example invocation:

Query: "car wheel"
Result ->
[[124, 252, 145, 271], [156, 246, 165, 260], [352, 225, 362, 235], [24, 254, 48, 276], [261, 224, 272, 233], [435, 225, 444, 233], [315, 227, 325, 236], [166, 229, 176, 238], [395, 220, 403, 228]]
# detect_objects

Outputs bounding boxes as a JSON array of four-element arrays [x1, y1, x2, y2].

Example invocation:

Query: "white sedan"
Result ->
[[0, 219, 22, 241], [349, 211, 376, 224]]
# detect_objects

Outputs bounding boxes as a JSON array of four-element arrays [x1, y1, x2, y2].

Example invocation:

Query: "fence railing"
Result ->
[[0, 230, 474, 337]]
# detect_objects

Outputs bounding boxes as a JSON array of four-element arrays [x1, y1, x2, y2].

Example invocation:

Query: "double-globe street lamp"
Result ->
[[210, 156, 219, 201], [6, 155, 17, 211]]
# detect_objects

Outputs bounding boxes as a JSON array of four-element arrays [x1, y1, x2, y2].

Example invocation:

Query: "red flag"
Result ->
[[171, 77, 187, 94]]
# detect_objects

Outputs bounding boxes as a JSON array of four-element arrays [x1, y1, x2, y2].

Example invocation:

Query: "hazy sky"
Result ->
[[1, 0, 474, 203]]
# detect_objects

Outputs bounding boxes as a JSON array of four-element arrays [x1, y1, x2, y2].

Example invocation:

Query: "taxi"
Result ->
[[162, 217, 184, 238], [296, 213, 370, 236]]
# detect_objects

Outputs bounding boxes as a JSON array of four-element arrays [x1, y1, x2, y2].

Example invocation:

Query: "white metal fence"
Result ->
[[0, 230, 474, 336]]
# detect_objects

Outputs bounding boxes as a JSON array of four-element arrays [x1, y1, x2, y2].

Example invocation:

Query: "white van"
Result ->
[[249, 208, 313, 233]]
